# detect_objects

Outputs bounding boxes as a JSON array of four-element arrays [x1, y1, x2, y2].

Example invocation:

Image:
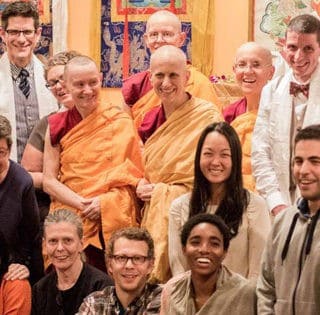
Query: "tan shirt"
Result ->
[[168, 191, 271, 280]]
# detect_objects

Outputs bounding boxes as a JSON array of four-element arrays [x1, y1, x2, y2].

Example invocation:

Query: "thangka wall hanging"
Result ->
[[254, 0, 320, 50], [101, 0, 191, 88], [0, 0, 52, 61]]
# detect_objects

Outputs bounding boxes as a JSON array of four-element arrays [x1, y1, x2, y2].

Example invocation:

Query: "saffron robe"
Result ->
[[141, 97, 222, 283], [49, 102, 143, 249], [122, 65, 221, 129], [231, 109, 257, 191]]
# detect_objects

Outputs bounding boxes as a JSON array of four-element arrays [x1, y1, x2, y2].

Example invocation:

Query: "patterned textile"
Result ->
[[77, 284, 162, 315], [18, 69, 31, 98], [289, 81, 309, 98]]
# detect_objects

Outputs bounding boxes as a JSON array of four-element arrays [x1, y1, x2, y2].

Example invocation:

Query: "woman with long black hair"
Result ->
[[169, 122, 271, 280]]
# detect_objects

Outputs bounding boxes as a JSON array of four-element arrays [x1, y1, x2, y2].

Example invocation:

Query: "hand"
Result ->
[[271, 204, 287, 216], [4, 263, 29, 281], [81, 196, 101, 221], [136, 178, 155, 201]]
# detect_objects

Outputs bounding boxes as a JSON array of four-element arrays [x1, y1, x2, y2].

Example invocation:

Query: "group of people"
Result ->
[[0, 1, 320, 314]]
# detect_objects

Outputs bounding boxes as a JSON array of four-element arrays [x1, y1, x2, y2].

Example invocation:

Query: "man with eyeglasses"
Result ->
[[77, 227, 162, 314], [121, 9, 221, 129], [252, 14, 320, 216], [0, 1, 57, 162]]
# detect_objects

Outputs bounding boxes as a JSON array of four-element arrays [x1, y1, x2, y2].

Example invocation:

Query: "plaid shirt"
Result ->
[[77, 283, 162, 315]]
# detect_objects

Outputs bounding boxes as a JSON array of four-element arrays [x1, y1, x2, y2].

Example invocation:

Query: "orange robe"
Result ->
[[231, 109, 257, 192], [141, 97, 222, 283], [50, 102, 143, 249], [127, 65, 221, 129], [0, 279, 31, 315]]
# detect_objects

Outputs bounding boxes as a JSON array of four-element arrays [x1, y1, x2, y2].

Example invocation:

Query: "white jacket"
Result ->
[[252, 65, 320, 211], [0, 52, 57, 161]]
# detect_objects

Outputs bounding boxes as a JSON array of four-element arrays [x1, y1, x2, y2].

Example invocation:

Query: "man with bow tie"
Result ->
[[0, 1, 57, 162], [252, 14, 320, 216]]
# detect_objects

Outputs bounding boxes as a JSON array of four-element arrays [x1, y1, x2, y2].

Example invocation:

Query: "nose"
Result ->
[[294, 49, 304, 62], [154, 33, 166, 42], [56, 240, 64, 251], [199, 242, 209, 253], [243, 64, 254, 73], [299, 161, 310, 175], [82, 84, 92, 94], [162, 75, 171, 87], [124, 257, 134, 268], [17, 32, 27, 41]]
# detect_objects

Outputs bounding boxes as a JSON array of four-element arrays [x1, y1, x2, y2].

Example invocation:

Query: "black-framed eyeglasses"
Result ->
[[46, 79, 63, 89], [110, 255, 150, 265], [6, 29, 36, 37]]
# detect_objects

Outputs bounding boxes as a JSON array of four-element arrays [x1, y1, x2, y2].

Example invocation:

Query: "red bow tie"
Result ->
[[289, 81, 309, 98]]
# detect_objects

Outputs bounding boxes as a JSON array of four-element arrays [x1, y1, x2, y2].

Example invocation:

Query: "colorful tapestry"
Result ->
[[101, 0, 191, 88], [254, 0, 320, 50], [0, 0, 52, 60]]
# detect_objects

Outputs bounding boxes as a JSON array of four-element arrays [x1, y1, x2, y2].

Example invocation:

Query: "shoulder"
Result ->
[[83, 285, 113, 302], [261, 72, 291, 97], [2, 278, 31, 294], [171, 193, 191, 207], [32, 271, 56, 292], [164, 271, 190, 291], [8, 160, 33, 185], [223, 98, 246, 123], [83, 263, 113, 286], [122, 70, 151, 105], [246, 191, 268, 212]]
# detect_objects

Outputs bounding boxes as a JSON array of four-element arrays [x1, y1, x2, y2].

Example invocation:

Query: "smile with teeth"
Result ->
[[197, 257, 211, 264], [123, 274, 137, 279], [243, 79, 256, 83]]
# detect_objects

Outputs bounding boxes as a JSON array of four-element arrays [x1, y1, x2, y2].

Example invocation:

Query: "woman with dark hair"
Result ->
[[0, 230, 31, 314], [169, 122, 271, 280], [162, 214, 256, 314]]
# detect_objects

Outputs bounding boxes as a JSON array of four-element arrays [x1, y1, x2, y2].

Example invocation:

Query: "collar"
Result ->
[[10, 60, 34, 80], [297, 198, 311, 218]]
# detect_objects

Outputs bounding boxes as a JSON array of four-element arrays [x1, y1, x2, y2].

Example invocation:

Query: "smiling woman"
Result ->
[[32, 209, 113, 315], [168, 122, 271, 280], [161, 213, 256, 315]]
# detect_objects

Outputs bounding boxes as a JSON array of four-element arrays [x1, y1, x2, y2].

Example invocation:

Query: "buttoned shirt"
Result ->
[[77, 283, 162, 315]]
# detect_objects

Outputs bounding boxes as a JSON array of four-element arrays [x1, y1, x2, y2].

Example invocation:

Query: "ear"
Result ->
[[149, 70, 154, 87], [99, 72, 103, 83], [177, 32, 186, 47], [0, 27, 6, 42], [221, 249, 227, 261], [143, 33, 150, 49], [35, 26, 42, 43], [185, 69, 191, 83], [146, 257, 155, 275], [106, 256, 113, 276], [268, 65, 276, 80]]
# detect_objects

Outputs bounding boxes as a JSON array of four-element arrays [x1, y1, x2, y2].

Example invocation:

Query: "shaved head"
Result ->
[[234, 42, 272, 65], [150, 45, 187, 71], [146, 10, 182, 33], [144, 10, 186, 53], [64, 55, 98, 79]]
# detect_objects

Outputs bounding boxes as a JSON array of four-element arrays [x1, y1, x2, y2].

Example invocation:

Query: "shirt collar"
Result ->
[[10, 60, 34, 80]]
